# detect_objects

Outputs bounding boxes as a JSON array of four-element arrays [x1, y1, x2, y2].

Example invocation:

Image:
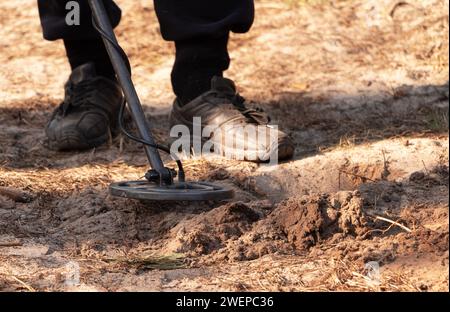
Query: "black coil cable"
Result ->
[[92, 16, 185, 182]]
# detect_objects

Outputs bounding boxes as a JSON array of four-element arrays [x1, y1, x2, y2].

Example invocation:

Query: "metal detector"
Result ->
[[88, 0, 234, 201]]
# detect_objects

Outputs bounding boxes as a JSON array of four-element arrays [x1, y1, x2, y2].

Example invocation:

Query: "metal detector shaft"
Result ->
[[88, 0, 169, 181]]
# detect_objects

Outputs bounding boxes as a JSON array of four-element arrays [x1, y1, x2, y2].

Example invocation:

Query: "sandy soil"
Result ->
[[0, 0, 448, 291]]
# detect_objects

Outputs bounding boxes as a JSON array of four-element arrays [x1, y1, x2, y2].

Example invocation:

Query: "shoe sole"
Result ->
[[46, 128, 110, 151]]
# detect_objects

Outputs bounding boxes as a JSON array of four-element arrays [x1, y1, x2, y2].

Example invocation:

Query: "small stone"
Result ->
[[419, 284, 428, 291], [382, 194, 392, 202], [409, 171, 425, 181]]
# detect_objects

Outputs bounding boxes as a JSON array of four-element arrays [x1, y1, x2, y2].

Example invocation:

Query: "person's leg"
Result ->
[[38, 0, 121, 79], [157, 1, 294, 161], [154, 0, 255, 105], [63, 38, 116, 79], [37, 0, 124, 151]]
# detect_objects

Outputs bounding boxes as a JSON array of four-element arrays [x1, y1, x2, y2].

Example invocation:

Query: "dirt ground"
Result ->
[[0, 0, 448, 291]]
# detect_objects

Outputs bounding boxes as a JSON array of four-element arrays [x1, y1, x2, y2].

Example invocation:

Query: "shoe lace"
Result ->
[[60, 80, 106, 116], [213, 91, 271, 125]]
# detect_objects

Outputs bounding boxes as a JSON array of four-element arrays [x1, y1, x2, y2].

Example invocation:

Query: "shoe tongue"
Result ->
[[211, 76, 236, 95], [69, 63, 97, 85]]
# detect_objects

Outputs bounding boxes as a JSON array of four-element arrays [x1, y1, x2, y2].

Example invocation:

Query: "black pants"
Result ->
[[38, 0, 254, 41], [37, 1, 254, 104]]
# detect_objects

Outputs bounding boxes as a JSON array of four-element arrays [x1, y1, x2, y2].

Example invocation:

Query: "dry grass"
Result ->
[[211, 256, 422, 292]]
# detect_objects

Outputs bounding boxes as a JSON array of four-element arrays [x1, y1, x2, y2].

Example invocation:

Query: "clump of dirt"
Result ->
[[306, 228, 449, 271], [167, 191, 370, 264], [260, 191, 368, 250], [184, 165, 449, 268], [166, 202, 262, 256], [397, 229, 448, 255], [409, 165, 449, 186]]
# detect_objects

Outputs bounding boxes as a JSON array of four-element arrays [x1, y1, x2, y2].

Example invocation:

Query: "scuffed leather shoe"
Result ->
[[46, 63, 123, 151], [170, 77, 295, 162]]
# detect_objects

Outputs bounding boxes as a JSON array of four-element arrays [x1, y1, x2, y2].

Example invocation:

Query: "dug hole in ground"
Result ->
[[0, 0, 448, 291]]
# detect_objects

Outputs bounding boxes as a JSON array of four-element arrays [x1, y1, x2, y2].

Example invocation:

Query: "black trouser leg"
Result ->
[[172, 35, 230, 105], [154, 0, 254, 104], [38, 0, 121, 79], [156, 0, 255, 104], [63, 38, 116, 79], [37, 0, 122, 40], [37, 0, 254, 101]]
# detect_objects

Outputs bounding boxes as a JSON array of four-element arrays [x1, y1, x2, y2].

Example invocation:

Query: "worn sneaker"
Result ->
[[170, 77, 295, 162], [46, 63, 123, 151]]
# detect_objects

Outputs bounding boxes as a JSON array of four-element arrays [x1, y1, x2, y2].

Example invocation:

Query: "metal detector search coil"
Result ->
[[110, 181, 234, 201]]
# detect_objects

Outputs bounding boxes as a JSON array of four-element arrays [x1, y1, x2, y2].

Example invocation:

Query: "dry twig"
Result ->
[[0, 186, 32, 203], [10, 276, 36, 292], [373, 215, 412, 233]]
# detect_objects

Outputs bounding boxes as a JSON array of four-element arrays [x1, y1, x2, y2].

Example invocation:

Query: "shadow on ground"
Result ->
[[0, 82, 448, 170]]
